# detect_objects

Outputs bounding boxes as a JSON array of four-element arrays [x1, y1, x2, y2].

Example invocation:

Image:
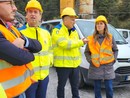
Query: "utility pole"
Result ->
[[78, 0, 93, 19], [60, 0, 94, 19], [60, 0, 75, 14]]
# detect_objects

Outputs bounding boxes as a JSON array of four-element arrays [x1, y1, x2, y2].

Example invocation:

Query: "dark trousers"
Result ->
[[94, 80, 113, 98], [56, 67, 80, 98], [25, 76, 49, 98]]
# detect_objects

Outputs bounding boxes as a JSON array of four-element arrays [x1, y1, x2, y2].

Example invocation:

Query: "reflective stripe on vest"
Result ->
[[88, 34, 115, 67], [57, 37, 66, 43], [1, 69, 31, 90], [54, 56, 80, 60], [34, 51, 49, 56], [33, 65, 50, 72], [57, 37, 72, 49], [0, 23, 33, 97], [91, 54, 114, 66]]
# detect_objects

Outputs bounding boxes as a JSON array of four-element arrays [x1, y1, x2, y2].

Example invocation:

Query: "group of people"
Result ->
[[0, 0, 118, 98]]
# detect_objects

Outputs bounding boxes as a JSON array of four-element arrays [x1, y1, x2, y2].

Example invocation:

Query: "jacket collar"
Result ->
[[62, 23, 76, 32], [0, 18, 6, 27], [26, 23, 40, 28]]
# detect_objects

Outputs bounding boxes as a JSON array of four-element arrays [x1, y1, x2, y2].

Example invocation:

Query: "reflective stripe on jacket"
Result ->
[[0, 24, 33, 98], [0, 84, 7, 98], [88, 34, 115, 67], [20, 24, 52, 80], [52, 23, 84, 68]]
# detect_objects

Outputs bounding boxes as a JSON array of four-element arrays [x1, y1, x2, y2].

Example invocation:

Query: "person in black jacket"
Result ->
[[0, 0, 42, 98]]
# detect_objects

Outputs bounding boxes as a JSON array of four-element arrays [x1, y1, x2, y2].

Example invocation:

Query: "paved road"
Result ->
[[47, 67, 130, 98]]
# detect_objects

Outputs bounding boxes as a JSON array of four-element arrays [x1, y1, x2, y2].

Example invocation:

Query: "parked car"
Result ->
[[41, 19, 130, 88], [116, 28, 130, 45]]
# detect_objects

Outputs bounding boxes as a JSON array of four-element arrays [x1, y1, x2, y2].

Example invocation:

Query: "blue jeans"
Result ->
[[56, 67, 80, 98], [15, 93, 26, 98], [94, 80, 113, 98], [25, 76, 49, 98]]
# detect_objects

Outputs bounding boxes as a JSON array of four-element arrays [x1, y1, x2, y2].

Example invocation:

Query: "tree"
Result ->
[[15, 0, 60, 20], [41, 0, 60, 20], [94, 0, 130, 29], [94, 0, 117, 17], [15, 0, 130, 29], [118, 0, 130, 21], [15, 1, 26, 15]]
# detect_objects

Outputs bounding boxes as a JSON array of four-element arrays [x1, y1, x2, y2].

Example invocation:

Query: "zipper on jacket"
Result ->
[[35, 28, 42, 79]]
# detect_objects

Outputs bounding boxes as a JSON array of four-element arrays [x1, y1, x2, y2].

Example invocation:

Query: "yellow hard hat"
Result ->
[[25, 0, 43, 13], [60, 7, 78, 18], [95, 15, 108, 24]]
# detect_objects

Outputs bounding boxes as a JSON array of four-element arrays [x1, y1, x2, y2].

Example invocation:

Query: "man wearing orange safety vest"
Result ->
[[0, 0, 42, 98], [19, 0, 53, 98]]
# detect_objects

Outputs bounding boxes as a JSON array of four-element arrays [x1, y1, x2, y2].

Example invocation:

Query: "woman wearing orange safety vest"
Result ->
[[84, 15, 118, 98], [0, 0, 42, 98]]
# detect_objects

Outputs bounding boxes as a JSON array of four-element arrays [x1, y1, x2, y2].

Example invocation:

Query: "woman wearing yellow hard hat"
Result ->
[[84, 15, 118, 98]]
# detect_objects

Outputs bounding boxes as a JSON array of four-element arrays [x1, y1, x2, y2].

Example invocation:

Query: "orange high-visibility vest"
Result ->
[[0, 23, 34, 98], [88, 34, 115, 67]]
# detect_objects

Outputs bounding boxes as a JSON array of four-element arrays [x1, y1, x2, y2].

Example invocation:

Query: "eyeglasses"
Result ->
[[0, 0, 15, 7]]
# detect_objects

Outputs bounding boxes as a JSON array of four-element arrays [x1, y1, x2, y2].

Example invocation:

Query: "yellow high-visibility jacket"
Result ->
[[52, 23, 84, 68], [19, 24, 53, 80], [87, 34, 115, 67], [0, 84, 7, 98]]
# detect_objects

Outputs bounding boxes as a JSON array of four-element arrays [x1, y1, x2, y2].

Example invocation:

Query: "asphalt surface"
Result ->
[[47, 67, 130, 98]]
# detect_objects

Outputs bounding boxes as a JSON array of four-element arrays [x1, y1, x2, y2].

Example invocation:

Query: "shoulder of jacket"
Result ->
[[54, 24, 62, 30], [40, 26, 48, 31], [108, 33, 112, 36], [18, 25, 27, 31], [39, 27, 50, 34], [87, 35, 93, 38]]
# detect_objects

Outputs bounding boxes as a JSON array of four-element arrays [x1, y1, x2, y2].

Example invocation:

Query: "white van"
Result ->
[[116, 28, 130, 45], [41, 19, 130, 87]]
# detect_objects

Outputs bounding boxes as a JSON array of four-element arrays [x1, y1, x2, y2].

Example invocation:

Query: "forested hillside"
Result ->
[[15, 0, 130, 29]]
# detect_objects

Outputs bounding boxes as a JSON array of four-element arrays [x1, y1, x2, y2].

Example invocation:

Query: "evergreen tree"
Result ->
[[41, 0, 60, 20], [15, 0, 130, 29], [118, 0, 130, 21]]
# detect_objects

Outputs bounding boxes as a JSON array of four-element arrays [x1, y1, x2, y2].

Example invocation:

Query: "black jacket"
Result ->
[[0, 22, 42, 65]]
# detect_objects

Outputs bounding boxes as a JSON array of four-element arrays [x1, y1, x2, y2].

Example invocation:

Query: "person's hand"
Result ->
[[82, 38, 89, 44], [12, 38, 25, 49]]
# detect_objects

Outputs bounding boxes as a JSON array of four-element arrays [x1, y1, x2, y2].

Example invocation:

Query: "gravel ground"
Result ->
[[47, 67, 130, 98]]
